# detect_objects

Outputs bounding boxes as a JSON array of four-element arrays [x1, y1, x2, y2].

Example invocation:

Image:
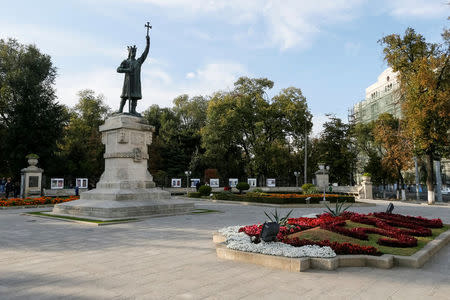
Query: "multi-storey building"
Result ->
[[352, 68, 400, 124], [350, 68, 449, 187]]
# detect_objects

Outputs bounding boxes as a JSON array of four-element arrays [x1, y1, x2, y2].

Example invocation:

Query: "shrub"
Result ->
[[236, 182, 250, 194], [187, 192, 202, 198], [198, 185, 212, 196], [301, 183, 318, 195]]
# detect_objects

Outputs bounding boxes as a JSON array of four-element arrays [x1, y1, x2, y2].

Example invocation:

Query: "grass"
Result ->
[[288, 221, 450, 256], [27, 211, 137, 224]]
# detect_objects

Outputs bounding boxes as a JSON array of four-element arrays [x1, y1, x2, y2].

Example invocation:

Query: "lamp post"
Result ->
[[293, 171, 300, 187], [184, 171, 191, 189]]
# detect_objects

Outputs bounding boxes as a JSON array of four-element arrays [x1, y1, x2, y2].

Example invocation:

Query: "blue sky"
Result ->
[[1, 0, 448, 135]]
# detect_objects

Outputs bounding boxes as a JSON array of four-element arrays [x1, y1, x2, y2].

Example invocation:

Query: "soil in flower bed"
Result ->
[[288, 221, 449, 256]]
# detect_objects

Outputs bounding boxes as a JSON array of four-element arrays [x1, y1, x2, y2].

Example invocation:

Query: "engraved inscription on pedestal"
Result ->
[[29, 176, 39, 188]]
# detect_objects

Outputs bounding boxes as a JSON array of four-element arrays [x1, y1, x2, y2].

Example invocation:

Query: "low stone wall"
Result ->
[[43, 188, 87, 197]]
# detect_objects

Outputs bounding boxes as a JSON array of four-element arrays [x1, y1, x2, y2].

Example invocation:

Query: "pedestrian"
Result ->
[[5, 178, 13, 199], [0, 177, 5, 193], [195, 181, 201, 192], [13, 181, 20, 198]]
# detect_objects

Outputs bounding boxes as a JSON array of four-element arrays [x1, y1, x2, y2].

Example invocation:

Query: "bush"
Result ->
[[187, 192, 202, 198], [301, 183, 318, 195], [236, 182, 250, 194], [198, 185, 212, 196]]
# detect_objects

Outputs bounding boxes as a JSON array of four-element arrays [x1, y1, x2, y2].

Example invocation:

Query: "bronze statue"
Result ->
[[117, 22, 152, 115]]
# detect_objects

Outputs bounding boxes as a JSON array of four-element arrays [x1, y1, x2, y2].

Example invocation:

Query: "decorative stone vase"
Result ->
[[362, 175, 371, 182], [28, 158, 38, 166]]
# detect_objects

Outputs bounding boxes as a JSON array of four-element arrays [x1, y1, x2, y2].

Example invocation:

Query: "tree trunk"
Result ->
[[396, 178, 400, 200], [399, 169, 406, 200], [425, 154, 435, 204]]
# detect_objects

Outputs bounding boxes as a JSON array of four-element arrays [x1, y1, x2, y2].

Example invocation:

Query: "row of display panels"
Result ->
[[50, 178, 88, 189], [171, 178, 277, 188]]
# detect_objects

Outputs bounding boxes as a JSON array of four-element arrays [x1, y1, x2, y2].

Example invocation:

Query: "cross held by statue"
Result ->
[[145, 22, 152, 36]]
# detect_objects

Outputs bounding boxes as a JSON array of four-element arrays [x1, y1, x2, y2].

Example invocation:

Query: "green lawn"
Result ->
[[289, 221, 449, 256]]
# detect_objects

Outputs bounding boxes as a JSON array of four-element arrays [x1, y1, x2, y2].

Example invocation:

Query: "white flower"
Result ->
[[218, 226, 336, 258]]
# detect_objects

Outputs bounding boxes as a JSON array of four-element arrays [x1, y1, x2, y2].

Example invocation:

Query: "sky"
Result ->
[[1, 0, 448, 136]]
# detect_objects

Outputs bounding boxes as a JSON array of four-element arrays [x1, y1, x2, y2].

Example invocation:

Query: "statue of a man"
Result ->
[[117, 30, 150, 115]]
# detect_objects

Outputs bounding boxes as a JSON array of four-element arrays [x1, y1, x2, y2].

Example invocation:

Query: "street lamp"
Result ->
[[293, 171, 300, 187], [184, 171, 192, 189]]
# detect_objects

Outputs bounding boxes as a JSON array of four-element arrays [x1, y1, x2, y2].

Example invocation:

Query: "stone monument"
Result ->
[[21, 155, 43, 197], [52, 23, 194, 219]]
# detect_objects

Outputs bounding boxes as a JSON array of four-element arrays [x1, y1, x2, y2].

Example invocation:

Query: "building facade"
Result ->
[[352, 68, 401, 124], [351, 68, 450, 187]]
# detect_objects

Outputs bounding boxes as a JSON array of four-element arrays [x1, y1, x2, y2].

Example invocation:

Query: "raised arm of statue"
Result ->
[[117, 60, 132, 73], [138, 35, 150, 64]]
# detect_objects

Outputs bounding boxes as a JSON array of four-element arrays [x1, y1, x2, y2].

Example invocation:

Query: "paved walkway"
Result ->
[[0, 199, 449, 299]]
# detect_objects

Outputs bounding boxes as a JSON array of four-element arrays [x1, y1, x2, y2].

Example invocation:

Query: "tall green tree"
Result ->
[[58, 89, 110, 183], [0, 38, 68, 177], [379, 27, 449, 203], [315, 116, 356, 185], [202, 77, 312, 184], [143, 95, 209, 185]]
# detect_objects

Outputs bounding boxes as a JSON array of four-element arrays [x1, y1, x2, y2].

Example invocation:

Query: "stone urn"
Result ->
[[28, 158, 38, 167], [362, 175, 371, 182]]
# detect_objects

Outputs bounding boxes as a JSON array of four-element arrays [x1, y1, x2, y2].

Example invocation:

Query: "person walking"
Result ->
[[0, 177, 5, 193], [5, 178, 13, 199]]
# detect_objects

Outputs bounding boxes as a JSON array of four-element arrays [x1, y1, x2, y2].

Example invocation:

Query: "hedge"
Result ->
[[211, 192, 355, 204], [187, 192, 202, 198]]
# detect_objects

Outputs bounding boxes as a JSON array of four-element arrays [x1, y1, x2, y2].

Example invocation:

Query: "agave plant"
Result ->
[[323, 200, 353, 217], [264, 209, 294, 226]]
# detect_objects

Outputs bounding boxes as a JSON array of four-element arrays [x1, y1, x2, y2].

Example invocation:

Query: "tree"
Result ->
[[0, 38, 68, 177], [143, 95, 209, 184], [315, 116, 356, 185], [379, 27, 450, 203], [201, 77, 312, 185], [373, 113, 413, 199], [351, 121, 393, 187], [58, 89, 110, 183]]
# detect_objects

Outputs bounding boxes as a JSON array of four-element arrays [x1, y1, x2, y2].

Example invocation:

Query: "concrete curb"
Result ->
[[212, 230, 450, 271], [0, 204, 56, 210]]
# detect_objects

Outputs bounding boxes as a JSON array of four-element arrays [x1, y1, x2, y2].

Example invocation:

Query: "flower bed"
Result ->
[[230, 211, 447, 257], [0, 196, 79, 207], [212, 192, 355, 204]]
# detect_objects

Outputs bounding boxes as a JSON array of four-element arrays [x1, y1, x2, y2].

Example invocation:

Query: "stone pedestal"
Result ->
[[53, 114, 194, 219], [361, 178, 373, 200], [315, 172, 329, 189], [21, 158, 43, 197]]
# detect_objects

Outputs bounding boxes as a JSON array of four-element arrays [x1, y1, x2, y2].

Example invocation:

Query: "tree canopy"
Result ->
[[0, 38, 68, 177]]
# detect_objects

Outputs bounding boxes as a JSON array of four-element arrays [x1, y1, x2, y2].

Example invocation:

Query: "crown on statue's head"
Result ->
[[127, 45, 137, 54]]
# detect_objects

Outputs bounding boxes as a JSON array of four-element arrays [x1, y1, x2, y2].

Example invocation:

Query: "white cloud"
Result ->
[[0, 22, 122, 60], [129, 0, 365, 50], [385, 0, 449, 19], [186, 72, 196, 79]]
